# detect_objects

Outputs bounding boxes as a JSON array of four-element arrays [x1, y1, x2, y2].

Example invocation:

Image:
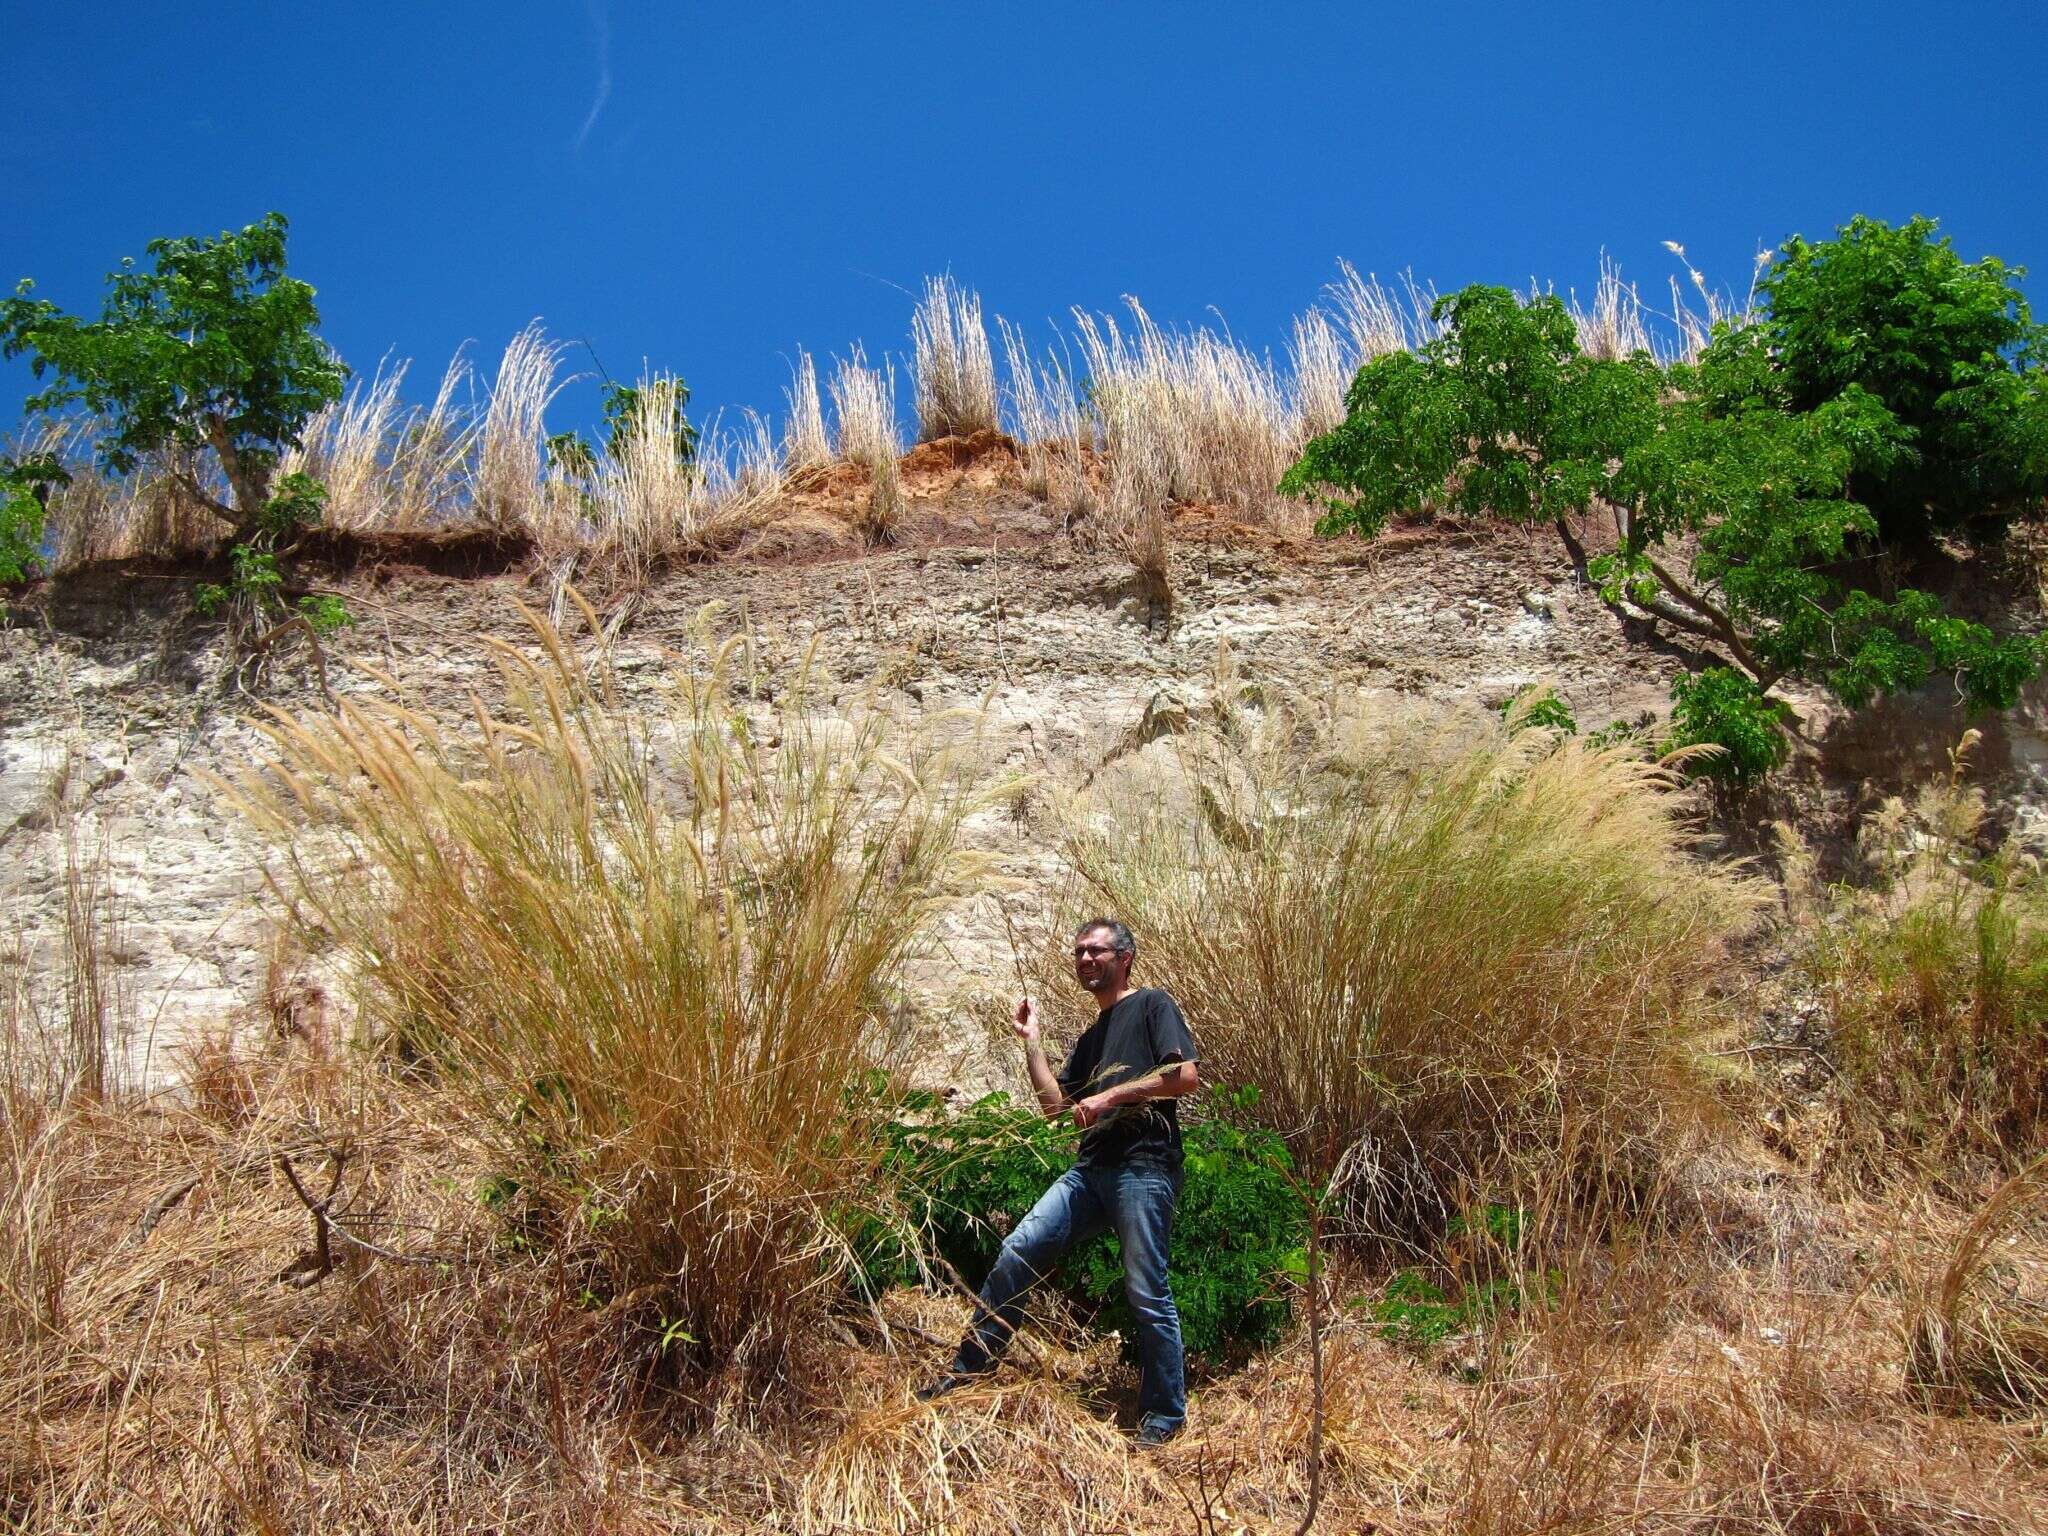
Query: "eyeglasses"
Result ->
[[1072, 944, 1120, 959]]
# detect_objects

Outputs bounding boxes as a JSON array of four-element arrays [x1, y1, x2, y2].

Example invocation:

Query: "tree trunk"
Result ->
[[202, 417, 271, 535]]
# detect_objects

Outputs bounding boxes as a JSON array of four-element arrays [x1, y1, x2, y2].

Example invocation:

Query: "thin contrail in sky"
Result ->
[[572, 0, 612, 153]]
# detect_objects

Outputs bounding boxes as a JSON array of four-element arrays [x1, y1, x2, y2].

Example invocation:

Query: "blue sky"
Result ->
[[5, 2, 2046, 442]]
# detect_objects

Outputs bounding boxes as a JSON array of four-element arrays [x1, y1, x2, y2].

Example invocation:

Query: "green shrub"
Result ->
[[1500, 685, 1577, 736], [1667, 667, 1789, 784], [1283, 217, 2048, 785], [1368, 1270, 1522, 1349], [0, 452, 65, 584], [860, 1091, 1307, 1361]]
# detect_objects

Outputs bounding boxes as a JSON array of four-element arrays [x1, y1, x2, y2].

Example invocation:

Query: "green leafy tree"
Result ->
[[0, 212, 346, 539], [1282, 219, 2048, 779], [0, 452, 67, 584], [4, 216, 353, 652], [543, 379, 696, 483], [1759, 215, 2048, 535]]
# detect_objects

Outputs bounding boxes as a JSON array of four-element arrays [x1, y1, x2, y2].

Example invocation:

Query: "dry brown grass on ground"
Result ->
[[7, 1030, 2045, 1536], [1799, 746, 2048, 1189]]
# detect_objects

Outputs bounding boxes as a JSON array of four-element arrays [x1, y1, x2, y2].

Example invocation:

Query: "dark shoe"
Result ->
[[1134, 1417, 1184, 1449], [914, 1371, 983, 1402]]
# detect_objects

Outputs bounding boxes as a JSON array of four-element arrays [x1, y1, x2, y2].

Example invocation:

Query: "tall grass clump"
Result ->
[[829, 349, 905, 545], [216, 601, 998, 1388], [1905, 1157, 2048, 1413], [782, 347, 832, 473], [1059, 680, 1762, 1247], [1073, 298, 1302, 532], [587, 373, 697, 570], [997, 318, 1091, 516], [1291, 262, 1430, 436], [1804, 741, 2048, 1184], [910, 274, 998, 441], [283, 350, 477, 530], [474, 322, 566, 530]]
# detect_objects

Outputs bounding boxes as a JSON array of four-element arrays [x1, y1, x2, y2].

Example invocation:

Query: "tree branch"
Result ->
[[247, 613, 334, 706], [1639, 551, 1767, 682], [275, 1149, 448, 1287], [171, 471, 243, 532], [1550, 515, 1731, 646]]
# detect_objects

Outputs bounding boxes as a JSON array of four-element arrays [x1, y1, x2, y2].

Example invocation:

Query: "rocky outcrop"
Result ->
[[4, 524, 2042, 1088]]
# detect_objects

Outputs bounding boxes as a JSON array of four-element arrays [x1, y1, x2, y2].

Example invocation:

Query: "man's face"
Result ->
[[1071, 928, 1129, 996]]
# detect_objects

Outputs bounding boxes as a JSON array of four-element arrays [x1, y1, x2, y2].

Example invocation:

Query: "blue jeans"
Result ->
[[951, 1162, 1186, 1433]]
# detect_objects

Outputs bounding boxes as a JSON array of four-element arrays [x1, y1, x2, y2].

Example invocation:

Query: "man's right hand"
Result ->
[[1011, 997, 1041, 1045]]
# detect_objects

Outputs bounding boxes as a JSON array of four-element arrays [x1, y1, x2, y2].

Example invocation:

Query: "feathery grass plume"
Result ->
[[474, 322, 567, 531], [910, 274, 999, 441], [829, 349, 905, 545], [588, 373, 696, 573], [1056, 675, 1763, 1248], [997, 317, 1092, 516], [216, 600, 998, 1388], [1661, 240, 1773, 363], [1073, 297, 1308, 535], [281, 353, 412, 529], [388, 347, 480, 526], [1906, 1157, 2048, 1413], [1333, 261, 1438, 353], [1568, 254, 1655, 361], [1805, 740, 2048, 1185], [782, 347, 831, 473], [1293, 262, 1434, 440], [1288, 307, 1354, 440]]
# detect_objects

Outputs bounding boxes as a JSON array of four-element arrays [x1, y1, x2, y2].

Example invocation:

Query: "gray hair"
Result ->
[[1075, 917, 1136, 963]]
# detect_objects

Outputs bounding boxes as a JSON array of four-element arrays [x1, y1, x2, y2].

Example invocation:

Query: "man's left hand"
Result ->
[[1072, 1093, 1113, 1130]]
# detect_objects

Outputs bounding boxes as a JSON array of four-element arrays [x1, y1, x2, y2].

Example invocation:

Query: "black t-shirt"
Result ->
[[1057, 987, 1200, 1169]]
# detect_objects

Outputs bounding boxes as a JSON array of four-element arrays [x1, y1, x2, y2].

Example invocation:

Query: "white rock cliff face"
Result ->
[[2, 534, 2038, 1090]]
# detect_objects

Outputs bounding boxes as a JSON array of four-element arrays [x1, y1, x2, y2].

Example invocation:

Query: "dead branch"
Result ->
[[274, 1148, 447, 1288]]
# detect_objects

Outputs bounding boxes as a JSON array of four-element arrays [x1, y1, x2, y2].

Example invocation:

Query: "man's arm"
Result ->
[[1012, 998, 1066, 1118], [1070, 1060, 1199, 1129]]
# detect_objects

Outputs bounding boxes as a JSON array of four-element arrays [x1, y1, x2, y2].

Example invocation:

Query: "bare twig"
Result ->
[[275, 1148, 446, 1287]]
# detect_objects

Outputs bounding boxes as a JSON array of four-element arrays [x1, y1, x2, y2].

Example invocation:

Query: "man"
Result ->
[[920, 918, 1200, 1448]]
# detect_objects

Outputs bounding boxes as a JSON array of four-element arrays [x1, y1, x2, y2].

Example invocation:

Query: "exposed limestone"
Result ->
[[4, 528, 2044, 1092]]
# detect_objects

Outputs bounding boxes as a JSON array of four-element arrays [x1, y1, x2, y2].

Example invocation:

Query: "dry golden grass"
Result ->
[[207, 600, 1003, 1390], [1802, 747, 2048, 1187], [911, 275, 999, 442], [474, 322, 567, 531], [782, 347, 832, 473], [282, 350, 477, 531], [23, 252, 1752, 585], [829, 349, 907, 546], [6, 768, 2048, 1533], [1053, 681, 1766, 1248], [1905, 1157, 2048, 1414]]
